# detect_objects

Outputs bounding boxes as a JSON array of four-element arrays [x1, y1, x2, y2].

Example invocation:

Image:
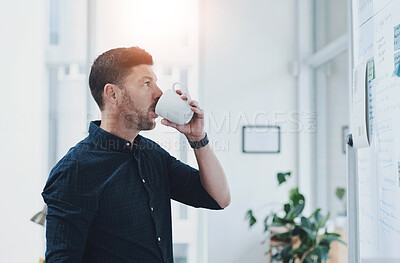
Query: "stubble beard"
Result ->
[[119, 95, 156, 132]]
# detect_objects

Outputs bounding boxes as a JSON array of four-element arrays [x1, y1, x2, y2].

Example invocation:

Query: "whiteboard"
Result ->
[[351, 0, 400, 261]]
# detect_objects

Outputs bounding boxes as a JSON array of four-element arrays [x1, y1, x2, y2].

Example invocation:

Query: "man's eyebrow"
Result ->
[[139, 76, 157, 82]]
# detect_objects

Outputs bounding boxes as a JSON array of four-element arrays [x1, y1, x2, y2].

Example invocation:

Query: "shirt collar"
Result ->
[[88, 120, 142, 152]]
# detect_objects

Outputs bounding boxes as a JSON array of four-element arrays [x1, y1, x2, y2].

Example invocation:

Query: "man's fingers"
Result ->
[[161, 119, 187, 129], [189, 100, 199, 107], [191, 107, 204, 118], [161, 119, 178, 128], [175, 89, 189, 100], [180, 93, 188, 100]]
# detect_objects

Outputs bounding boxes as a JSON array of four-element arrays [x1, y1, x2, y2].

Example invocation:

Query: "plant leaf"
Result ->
[[298, 217, 316, 242], [320, 232, 347, 246], [316, 212, 330, 231], [284, 203, 291, 214], [336, 187, 346, 200], [279, 244, 293, 263], [271, 214, 294, 227], [263, 215, 270, 232], [245, 210, 257, 227], [290, 188, 305, 207], [311, 246, 322, 261], [301, 216, 314, 230], [310, 208, 321, 219], [318, 245, 330, 261], [311, 208, 322, 225], [286, 202, 305, 220], [277, 172, 291, 185]]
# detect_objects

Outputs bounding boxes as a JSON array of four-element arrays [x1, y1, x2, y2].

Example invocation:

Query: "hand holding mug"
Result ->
[[156, 82, 205, 141]]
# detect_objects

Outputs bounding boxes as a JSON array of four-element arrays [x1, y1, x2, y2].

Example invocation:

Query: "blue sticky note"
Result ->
[[394, 63, 400, 77], [395, 24, 400, 52], [393, 52, 400, 77], [395, 51, 400, 68]]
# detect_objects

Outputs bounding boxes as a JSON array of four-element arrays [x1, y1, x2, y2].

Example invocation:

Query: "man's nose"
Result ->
[[154, 86, 163, 99]]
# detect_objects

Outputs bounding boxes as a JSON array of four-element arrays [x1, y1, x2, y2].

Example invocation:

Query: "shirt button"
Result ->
[[126, 142, 130, 146], [151, 207, 154, 211], [158, 237, 161, 242], [142, 179, 146, 183]]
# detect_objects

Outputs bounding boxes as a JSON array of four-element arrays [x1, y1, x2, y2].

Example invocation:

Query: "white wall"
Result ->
[[0, 0, 46, 262], [314, 0, 349, 218], [199, 1, 298, 262], [326, 0, 349, 219], [327, 52, 349, 218]]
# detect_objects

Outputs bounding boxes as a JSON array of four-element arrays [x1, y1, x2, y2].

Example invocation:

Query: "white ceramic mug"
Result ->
[[155, 82, 194, 125]]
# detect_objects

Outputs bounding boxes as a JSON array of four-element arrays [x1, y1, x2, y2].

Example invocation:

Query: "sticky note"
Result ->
[[367, 58, 375, 81], [393, 52, 400, 77], [395, 24, 400, 52], [394, 62, 400, 77], [395, 51, 400, 69]]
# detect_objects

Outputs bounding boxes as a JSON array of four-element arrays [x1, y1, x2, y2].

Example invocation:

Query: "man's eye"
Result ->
[[144, 82, 150, 86]]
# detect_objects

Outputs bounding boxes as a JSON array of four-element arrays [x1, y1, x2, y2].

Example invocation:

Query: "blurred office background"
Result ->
[[0, 0, 349, 262]]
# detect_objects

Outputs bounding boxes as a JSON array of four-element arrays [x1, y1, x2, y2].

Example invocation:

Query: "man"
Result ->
[[42, 46, 230, 262]]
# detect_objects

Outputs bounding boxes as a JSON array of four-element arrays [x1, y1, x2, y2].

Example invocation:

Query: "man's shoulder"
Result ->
[[47, 137, 94, 178]]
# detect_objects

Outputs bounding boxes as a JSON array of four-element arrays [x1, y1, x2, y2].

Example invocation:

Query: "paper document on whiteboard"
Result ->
[[352, 62, 369, 149]]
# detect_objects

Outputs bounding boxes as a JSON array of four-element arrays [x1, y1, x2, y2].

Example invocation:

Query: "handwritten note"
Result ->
[[353, 0, 373, 29], [375, 11, 392, 70], [394, 24, 400, 51], [354, 18, 374, 66]]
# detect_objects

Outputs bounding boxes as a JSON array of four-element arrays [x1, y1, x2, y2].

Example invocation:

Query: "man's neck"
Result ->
[[100, 113, 140, 144]]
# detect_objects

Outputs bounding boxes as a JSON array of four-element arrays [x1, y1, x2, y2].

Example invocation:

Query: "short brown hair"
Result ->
[[89, 46, 154, 110]]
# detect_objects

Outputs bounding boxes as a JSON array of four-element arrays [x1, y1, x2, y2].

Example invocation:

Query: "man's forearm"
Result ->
[[194, 144, 231, 208]]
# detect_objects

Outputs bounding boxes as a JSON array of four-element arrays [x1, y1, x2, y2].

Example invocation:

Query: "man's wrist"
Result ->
[[186, 132, 206, 142], [188, 132, 209, 149]]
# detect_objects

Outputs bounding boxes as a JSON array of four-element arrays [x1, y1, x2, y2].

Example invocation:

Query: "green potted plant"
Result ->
[[245, 172, 346, 263]]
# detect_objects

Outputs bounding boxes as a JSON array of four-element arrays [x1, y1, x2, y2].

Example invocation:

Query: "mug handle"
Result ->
[[172, 82, 191, 101]]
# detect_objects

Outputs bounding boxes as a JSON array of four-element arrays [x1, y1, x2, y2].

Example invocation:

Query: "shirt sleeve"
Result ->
[[166, 153, 222, 210], [42, 158, 98, 262]]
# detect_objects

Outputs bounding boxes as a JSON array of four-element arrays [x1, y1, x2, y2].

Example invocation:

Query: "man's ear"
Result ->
[[103, 83, 118, 107]]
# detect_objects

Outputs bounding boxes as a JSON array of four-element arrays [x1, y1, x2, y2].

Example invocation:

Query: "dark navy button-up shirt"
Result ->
[[42, 121, 222, 263]]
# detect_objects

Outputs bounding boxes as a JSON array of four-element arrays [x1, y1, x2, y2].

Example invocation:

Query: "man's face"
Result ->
[[116, 64, 162, 131]]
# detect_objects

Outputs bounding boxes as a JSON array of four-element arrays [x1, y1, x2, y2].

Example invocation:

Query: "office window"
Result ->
[[173, 243, 188, 263], [79, 64, 87, 74], [64, 65, 70, 75], [49, 0, 60, 45], [179, 203, 188, 220], [47, 64, 87, 168], [47, 0, 89, 167]]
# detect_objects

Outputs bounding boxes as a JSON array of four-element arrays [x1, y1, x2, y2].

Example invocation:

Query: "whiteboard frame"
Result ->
[[347, 0, 361, 262], [242, 125, 281, 154]]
